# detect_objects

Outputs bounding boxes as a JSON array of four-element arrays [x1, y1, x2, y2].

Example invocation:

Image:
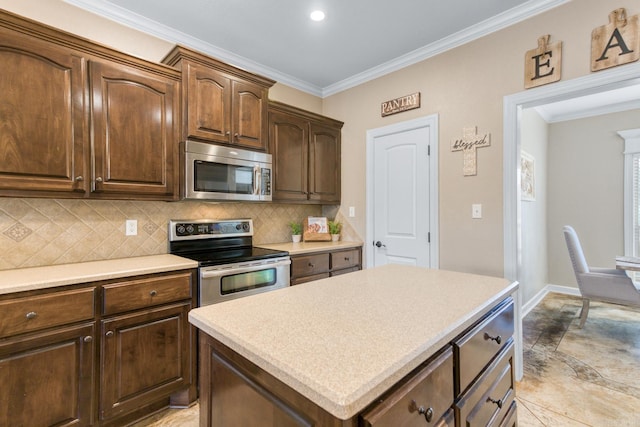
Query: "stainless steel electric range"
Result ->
[[168, 219, 290, 305]]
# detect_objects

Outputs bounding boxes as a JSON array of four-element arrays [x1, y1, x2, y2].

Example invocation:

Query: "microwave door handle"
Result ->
[[200, 259, 291, 279], [253, 166, 261, 196]]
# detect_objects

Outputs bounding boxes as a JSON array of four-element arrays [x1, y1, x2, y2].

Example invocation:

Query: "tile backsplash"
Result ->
[[0, 198, 341, 270]]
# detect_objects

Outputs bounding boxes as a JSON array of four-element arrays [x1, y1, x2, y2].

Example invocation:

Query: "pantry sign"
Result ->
[[381, 92, 420, 117]]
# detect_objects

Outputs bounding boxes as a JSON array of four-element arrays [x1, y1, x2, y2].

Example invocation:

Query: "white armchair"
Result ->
[[563, 225, 640, 328]]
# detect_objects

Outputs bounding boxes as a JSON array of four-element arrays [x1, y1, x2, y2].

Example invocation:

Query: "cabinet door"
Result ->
[[0, 29, 87, 196], [90, 61, 178, 199], [232, 80, 268, 150], [184, 61, 231, 143], [308, 122, 341, 203], [100, 302, 190, 421], [0, 323, 95, 427], [268, 110, 309, 201]]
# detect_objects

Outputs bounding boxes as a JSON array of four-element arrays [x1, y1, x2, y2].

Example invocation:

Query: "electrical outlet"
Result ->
[[125, 220, 137, 236], [472, 204, 482, 219], [349, 206, 355, 217]]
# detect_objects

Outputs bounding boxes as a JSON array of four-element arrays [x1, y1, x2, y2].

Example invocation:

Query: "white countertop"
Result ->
[[256, 240, 362, 255], [0, 254, 198, 295], [188, 264, 518, 419]]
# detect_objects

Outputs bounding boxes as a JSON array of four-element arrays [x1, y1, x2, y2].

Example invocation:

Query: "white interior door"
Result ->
[[366, 115, 438, 268]]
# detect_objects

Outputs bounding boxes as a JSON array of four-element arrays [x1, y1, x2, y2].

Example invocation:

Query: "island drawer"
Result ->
[[0, 288, 96, 338], [455, 340, 515, 427], [499, 400, 517, 427], [360, 347, 454, 427], [330, 249, 360, 271], [454, 297, 514, 394], [291, 253, 329, 278], [102, 272, 192, 315]]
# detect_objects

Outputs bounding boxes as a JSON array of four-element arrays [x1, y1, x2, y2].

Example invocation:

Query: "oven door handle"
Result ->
[[200, 258, 291, 279]]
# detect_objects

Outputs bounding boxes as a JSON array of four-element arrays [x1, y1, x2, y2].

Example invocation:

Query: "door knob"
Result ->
[[375, 241, 386, 248]]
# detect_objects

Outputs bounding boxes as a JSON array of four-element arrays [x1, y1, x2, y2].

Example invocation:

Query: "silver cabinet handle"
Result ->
[[105, 330, 114, 337], [95, 177, 103, 183], [75, 176, 84, 182], [25, 311, 37, 320], [150, 290, 158, 297], [83, 336, 93, 343]]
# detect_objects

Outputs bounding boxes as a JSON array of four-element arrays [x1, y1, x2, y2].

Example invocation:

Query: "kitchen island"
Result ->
[[189, 264, 519, 426]]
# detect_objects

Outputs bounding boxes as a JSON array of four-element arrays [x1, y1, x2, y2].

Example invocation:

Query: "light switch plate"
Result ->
[[349, 206, 355, 217], [472, 204, 482, 219]]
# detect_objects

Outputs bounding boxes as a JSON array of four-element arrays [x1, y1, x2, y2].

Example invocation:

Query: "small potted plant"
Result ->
[[289, 221, 302, 243], [328, 220, 342, 242]]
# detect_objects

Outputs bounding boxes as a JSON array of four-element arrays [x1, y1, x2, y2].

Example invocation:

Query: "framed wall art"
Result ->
[[521, 151, 535, 201]]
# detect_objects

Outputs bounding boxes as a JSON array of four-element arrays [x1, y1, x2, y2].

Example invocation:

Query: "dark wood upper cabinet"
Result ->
[[0, 9, 181, 200], [0, 26, 87, 196], [90, 61, 178, 199], [268, 101, 343, 204], [163, 46, 275, 151]]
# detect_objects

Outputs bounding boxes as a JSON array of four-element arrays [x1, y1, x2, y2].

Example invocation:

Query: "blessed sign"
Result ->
[[451, 127, 491, 176], [381, 92, 420, 117]]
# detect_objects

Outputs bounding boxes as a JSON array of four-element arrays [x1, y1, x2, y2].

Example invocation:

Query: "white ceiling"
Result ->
[[64, 0, 567, 97]]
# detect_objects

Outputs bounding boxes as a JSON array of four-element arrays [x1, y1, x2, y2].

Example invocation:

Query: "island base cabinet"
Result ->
[[199, 332, 357, 427], [0, 323, 95, 427]]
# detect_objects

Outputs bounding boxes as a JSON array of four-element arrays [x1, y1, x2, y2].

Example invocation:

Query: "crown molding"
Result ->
[[65, 0, 567, 98], [322, 0, 568, 97]]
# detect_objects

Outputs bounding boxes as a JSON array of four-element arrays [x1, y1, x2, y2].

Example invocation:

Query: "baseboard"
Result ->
[[522, 284, 581, 317]]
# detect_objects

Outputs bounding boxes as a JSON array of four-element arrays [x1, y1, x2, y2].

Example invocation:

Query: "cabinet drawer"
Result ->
[[330, 266, 359, 277], [292, 273, 330, 286], [361, 347, 454, 427], [0, 288, 95, 338], [455, 340, 515, 427], [103, 272, 192, 315], [330, 249, 360, 271], [499, 400, 517, 427], [291, 253, 329, 278], [454, 298, 514, 394]]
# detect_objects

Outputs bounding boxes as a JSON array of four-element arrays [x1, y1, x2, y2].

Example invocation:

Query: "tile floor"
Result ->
[[132, 292, 640, 426]]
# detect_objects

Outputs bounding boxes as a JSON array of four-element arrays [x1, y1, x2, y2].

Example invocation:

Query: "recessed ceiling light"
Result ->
[[310, 10, 325, 21]]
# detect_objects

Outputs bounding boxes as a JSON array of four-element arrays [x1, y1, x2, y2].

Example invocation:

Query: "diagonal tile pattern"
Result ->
[[0, 198, 365, 270]]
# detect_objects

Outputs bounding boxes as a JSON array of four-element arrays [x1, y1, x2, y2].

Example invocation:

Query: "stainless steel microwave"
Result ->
[[182, 140, 272, 201]]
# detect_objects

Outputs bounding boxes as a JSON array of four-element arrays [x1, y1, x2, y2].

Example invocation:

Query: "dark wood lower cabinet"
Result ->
[[0, 323, 95, 427], [0, 269, 197, 427], [100, 302, 191, 422]]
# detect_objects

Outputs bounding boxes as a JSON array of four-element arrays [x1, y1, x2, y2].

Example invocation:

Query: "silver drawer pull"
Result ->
[[487, 397, 503, 408], [484, 332, 502, 345], [344, 257, 350, 261], [83, 336, 93, 343], [150, 290, 158, 297], [308, 263, 315, 268], [25, 311, 37, 320], [410, 400, 433, 422]]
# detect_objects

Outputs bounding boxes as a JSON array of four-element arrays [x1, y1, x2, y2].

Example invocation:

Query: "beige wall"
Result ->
[[323, 0, 640, 277], [520, 109, 549, 302], [1, 0, 639, 277], [547, 109, 639, 288]]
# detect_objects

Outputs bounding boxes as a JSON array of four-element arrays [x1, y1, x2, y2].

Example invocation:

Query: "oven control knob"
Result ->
[[176, 225, 186, 235], [186, 225, 195, 234], [242, 222, 250, 231]]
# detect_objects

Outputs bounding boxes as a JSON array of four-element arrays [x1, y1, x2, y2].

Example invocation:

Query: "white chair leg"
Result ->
[[578, 298, 590, 328]]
